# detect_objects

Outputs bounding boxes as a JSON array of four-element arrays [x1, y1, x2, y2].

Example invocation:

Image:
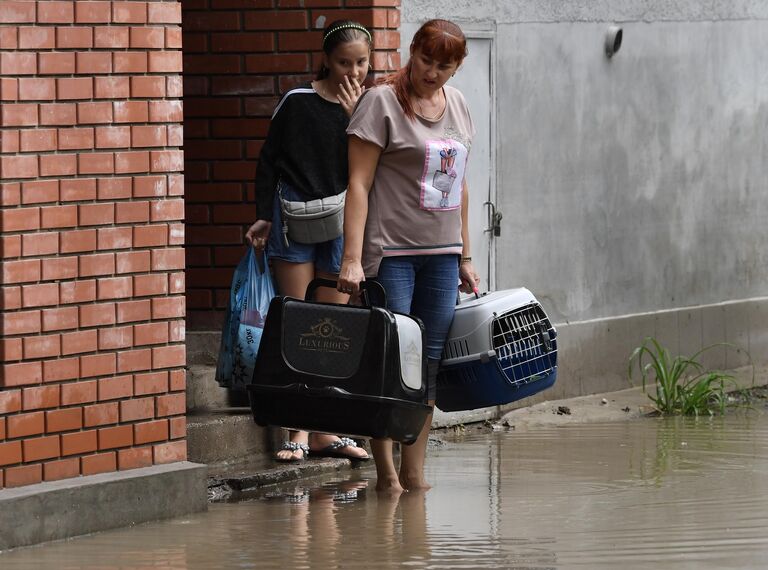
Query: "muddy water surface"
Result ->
[[2, 415, 768, 569]]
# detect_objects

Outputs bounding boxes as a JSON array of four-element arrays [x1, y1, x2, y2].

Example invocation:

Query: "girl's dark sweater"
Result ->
[[254, 84, 350, 221]]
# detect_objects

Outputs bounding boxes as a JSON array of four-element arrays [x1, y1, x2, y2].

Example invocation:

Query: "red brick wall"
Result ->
[[182, 0, 401, 330], [0, 1, 186, 489]]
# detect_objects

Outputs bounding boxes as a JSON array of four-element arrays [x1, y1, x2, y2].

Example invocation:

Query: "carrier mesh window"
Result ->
[[492, 303, 557, 386]]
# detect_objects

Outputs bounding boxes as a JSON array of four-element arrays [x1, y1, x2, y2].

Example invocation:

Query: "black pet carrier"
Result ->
[[248, 280, 431, 444]]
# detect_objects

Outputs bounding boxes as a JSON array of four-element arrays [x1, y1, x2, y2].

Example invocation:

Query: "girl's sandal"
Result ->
[[311, 437, 370, 461], [275, 441, 309, 463]]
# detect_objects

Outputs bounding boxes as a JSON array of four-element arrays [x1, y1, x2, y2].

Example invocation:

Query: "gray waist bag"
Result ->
[[279, 189, 346, 246]]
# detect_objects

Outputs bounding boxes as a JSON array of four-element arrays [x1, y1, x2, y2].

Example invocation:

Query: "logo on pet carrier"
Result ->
[[403, 340, 421, 367], [298, 318, 351, 353]]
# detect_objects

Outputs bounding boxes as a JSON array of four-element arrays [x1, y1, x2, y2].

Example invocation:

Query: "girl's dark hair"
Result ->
[[379, 19, 467, 119], [316, 19, 373, 80]]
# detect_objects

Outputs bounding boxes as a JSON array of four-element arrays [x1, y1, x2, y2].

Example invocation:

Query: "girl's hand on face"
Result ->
[[245, 220, 272, 251], [337, 259, 365, 296], [459, 261, 480, 294], [338, 75, 365, 118]]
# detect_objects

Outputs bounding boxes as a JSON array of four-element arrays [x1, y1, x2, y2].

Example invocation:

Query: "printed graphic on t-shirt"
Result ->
[[420, 138, 468, 210]]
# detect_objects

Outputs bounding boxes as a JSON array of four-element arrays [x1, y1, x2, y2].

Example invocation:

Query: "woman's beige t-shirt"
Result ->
[[347, 84, 475, 277]]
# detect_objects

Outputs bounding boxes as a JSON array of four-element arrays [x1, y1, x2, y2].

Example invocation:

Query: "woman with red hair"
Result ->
[[338, 19, 480, 493]]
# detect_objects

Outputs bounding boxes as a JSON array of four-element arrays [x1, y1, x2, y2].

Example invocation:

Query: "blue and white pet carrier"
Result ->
[[436, 288, 558, 412]]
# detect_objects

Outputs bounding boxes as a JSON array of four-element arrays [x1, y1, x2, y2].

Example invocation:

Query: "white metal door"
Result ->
[[449, 35, 496, 291]]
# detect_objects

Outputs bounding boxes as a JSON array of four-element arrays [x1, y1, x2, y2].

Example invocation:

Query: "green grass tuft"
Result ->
[[628, 337, 750, 416]]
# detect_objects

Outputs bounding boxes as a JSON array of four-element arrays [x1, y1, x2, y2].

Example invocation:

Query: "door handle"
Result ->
[[483, 201, 503, 237]]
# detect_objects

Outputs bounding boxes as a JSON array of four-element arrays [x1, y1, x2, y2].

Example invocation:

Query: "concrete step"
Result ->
[[186, 411, 273, 466], [187, 330, 221, 367], [208, 456, 361, 501], [186, 364, 250, 412], [185, 348, 274, 467]]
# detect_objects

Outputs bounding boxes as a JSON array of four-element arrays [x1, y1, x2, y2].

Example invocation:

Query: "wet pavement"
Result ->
[[2, 412, 768, 569]]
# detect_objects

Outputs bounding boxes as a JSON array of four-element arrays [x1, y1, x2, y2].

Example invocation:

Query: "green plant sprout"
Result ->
[[628, 337, 752, 416]]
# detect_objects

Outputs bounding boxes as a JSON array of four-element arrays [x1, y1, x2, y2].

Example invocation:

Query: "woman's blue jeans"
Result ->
[[373, 255, 459, 400]]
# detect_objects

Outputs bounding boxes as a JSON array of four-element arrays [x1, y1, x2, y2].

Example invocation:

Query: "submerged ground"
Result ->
[[2, 391, 768, 569]]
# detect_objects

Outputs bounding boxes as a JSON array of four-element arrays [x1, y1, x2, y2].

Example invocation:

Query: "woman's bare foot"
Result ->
[[376, 476, 405, 495], [399, 474, 432, 491]]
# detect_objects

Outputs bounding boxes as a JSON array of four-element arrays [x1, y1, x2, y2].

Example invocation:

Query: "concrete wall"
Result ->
[[403, 1, 768, 324]]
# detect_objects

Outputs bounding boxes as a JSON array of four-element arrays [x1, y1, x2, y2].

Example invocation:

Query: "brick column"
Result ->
[[1, 1, 187, 489], [182, 0, 401, 330]]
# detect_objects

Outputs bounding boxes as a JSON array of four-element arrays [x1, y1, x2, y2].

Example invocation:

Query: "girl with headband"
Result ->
[[246, 20, 373, 463]]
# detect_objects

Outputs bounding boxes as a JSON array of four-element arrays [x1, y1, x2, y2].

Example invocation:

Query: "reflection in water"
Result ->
[[2, 415, 768, 569]]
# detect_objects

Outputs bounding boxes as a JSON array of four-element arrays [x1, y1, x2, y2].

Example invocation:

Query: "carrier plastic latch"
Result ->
[[537, 323, 553, 352], [479, 350, 495, 364]]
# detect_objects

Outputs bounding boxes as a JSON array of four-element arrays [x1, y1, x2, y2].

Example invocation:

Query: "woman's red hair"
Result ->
[[378, 19, 467, 120]]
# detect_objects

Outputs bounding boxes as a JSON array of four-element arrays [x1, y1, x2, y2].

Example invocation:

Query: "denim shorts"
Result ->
[[266, 181, 344, 275], [373, 255, 460, 400]]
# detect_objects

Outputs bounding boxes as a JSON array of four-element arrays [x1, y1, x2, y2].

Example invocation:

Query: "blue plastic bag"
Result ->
[[216, 248, 276, 390]]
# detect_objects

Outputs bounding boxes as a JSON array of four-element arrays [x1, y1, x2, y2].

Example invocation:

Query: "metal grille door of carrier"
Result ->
[[493, 303, 557, 386]]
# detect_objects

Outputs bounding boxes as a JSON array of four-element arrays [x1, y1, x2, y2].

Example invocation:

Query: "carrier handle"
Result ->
[[455, 289, 481, 305], [305, 278, 387, 308]]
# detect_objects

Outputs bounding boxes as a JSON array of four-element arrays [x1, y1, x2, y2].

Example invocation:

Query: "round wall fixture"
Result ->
[[605, 25, 623, 58]]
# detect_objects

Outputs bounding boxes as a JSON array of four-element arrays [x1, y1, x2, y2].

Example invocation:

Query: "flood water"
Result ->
[[3, 415, 768, 569]]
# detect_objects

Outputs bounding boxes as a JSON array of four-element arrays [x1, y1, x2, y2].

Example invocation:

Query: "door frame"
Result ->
[[463, 29, 497, 291]]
